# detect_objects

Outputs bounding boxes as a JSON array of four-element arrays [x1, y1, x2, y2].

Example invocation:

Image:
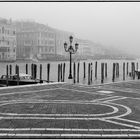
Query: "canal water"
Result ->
[[0, 59, 139, 85]]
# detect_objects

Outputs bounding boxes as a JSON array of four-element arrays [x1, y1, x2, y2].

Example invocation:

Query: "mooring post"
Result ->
[[83, 62, 86, 79], [58, 64, 60, 82], [40, 64, 42, 80], [6, 65, 8, 86], [88, 63, 91, 85], [126, 62, 129, 76], [47, 63, 50, 82], [137, 62, 138, 71], [115, 63, 118, 77], [101, 63, 104, 83], [95, 61, 97, 79], [9, 64, 12, 75], [77, 62, 80, 83], [90, 62, 93, 83], [133, 62, 135, 80], [26, 64, 28, 74], [112, 63, 115, 82], [17, 65, 19, 85], [60, 63, 63, 82], [123, 62, 125, 80], [73, 62, 76, 83], [105, 63, 107, 78], [63, 63, 66, 82]]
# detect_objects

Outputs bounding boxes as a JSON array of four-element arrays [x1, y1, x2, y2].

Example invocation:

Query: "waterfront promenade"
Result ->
[[0, 81, 140, 138]]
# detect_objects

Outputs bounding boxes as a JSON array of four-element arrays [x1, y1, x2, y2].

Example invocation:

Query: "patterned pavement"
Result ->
[[0, 81, 140, 138]]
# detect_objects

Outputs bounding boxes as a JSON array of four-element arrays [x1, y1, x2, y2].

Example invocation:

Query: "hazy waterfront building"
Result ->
[[0, 18, 16, 61], [15, 21, 55, 60], [52, 28, 74, 56]]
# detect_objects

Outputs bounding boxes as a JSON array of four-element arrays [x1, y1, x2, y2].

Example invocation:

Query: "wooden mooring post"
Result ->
[[101, 63, 104, 83], [47, 63, 50, 82], [90, 63, 93, 82], [6, 65, 8, 86], [95, 61, 97, 79], [88, 63, 91, 85], [105, 63, 107, 78], [9, 64, 12, 75], [60, 63, 63, 82], [73, 62, 76, 84], [77, 62, 80, 83], [26, 64, 28, 74], [123, 62, 125, 80], [40, 64, 42, 80], [17, 65, 19, 85], [62, 63, 66, 82], [83, 62, 86, 79], [126, 62, 129, 76], [58, 64, 60, 82], [112, 63, 115, 82]]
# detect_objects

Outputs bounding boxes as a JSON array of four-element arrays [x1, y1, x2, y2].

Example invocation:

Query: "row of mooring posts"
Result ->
[[6, 64, 20, 86], [72, 62, 80, 84], [58, 63, 66, 82]]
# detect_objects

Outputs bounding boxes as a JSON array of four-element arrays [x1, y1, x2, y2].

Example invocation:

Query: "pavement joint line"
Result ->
[[1, 128, 140, 132], [113, 117, 140, 125], [100, 119, 140, 129], [103, 97, 127, 102]]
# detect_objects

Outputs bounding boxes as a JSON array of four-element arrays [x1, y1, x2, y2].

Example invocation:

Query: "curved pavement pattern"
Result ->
[[0, 82, 140, 138]]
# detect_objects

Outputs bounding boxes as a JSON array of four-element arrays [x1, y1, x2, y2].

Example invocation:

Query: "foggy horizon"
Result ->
[[0, 2, 140, 56]]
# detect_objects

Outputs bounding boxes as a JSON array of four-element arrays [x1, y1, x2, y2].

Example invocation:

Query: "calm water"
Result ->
[[0, 59, 139, 85]]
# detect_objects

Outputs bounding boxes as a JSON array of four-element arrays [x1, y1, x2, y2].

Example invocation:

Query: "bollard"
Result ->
[[73, 62, 76, 83], [34, 64, 37, 80], [126, 62, 129, 76], [47, 63, 50, 82], [123, 62, 125, 80], [31, 63, 34, 79], [77, 62, 80, 83], [101, 63, 104, 83], [105, 63, 107, 78], [95, 61, 97, 79], [40, 64, 42, 80], [6, 65, 9, 86], [88, 63, 91, 85], [26, 64, 28, 74], [62, 63, 66, 82], [83, 62, 86, 79], [9, 64, 12, 75], [112, 63, 115, 82]]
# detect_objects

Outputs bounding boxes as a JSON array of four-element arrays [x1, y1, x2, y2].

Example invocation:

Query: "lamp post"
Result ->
[[64, 36, 79, 79]]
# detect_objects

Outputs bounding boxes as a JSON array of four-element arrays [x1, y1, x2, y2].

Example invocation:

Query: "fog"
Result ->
[[0, 2, 140, 55]]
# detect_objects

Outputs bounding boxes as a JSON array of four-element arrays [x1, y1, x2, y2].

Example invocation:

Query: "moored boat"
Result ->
[[0, 73, 43, 86]]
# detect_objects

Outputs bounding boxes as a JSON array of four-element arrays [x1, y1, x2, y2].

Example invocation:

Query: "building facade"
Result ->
[[15, 21, 55, 60], [53, 28, 74, 56], [0, 18, 16, 61]]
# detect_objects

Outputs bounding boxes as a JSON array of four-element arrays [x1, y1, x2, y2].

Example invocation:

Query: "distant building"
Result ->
[[52, 28, 74, 56], [15, 21, 55, 60], [0, 18, 16, 61]]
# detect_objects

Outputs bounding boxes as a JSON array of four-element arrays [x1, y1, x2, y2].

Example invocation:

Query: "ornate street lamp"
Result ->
[[64, 36, 79, 79]]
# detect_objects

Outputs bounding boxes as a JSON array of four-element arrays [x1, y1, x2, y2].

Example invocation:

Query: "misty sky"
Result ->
[[0, 2, 140, 55]]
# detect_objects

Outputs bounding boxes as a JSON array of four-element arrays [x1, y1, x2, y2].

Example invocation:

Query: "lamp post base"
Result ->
[[68, 74, 73, 79]]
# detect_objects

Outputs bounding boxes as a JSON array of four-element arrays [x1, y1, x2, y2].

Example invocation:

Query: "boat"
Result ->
[[0, 73, 43, 86]]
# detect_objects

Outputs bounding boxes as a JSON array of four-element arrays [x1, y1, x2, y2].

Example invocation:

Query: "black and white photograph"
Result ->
[[0, 1, 140, 139]]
